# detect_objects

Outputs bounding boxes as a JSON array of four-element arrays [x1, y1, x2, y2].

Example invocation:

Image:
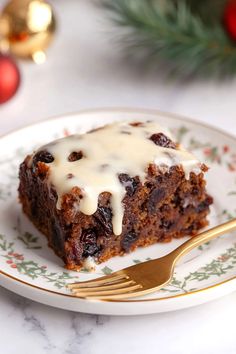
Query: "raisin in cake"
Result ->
[[18, 121, 213, 270]]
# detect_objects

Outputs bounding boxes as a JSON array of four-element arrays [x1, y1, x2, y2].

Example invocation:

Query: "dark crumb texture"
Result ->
[[19, 142, 213, 270]]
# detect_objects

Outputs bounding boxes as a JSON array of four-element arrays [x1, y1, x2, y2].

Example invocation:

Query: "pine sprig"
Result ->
[[103, 0, 236, 78]]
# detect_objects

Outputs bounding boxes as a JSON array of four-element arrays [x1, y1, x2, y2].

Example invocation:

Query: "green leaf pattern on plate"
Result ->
[[0, 124, 235, 295]]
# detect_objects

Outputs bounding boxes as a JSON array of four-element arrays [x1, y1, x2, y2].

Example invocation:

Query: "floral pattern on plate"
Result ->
[[0, 110, 235, 304]]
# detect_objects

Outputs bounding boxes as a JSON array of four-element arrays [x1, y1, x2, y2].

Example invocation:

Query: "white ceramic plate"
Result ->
[[0, 108, 236, 315]]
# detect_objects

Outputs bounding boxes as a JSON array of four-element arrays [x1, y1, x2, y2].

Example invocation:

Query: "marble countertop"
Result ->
[[0, 1, 236, 353]]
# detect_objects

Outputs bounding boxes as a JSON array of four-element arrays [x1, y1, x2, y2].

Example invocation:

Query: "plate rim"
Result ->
[[1, 107, 236, 307], [0, 266, 235, 304], [2, 106, 236, 144]]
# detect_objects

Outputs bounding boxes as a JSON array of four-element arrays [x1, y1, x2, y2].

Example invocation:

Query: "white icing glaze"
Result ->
[[33, 121, 201, 235], [82, 256, 96, 272]]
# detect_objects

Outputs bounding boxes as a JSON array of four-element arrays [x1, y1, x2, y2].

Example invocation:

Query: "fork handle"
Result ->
[[168, 218, 236, 265]]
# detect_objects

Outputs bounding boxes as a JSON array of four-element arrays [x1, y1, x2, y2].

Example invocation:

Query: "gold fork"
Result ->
[[68, 219, 236, 300]]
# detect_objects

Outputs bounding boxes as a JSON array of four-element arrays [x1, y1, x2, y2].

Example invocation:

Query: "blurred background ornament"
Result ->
[[0, 0, 56, 63], [224, 0, 236, 41], [0, 0, 56, 104], [0, 53, 20, 103]]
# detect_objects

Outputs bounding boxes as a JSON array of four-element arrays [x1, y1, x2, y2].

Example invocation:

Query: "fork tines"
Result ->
[[67, 273, 142, 299]]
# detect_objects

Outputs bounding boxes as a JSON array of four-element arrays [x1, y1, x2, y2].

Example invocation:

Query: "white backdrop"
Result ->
[[0, 1, 235, 353]]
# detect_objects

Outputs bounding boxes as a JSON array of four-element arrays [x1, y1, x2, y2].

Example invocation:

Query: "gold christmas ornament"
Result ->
[[0, 0, 56, 62]]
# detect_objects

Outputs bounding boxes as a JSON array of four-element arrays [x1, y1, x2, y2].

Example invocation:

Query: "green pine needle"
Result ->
[[103, 0, 236, 78]]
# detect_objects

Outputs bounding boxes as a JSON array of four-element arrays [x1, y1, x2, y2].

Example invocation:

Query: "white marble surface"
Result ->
[[0, 1, 236, 353]]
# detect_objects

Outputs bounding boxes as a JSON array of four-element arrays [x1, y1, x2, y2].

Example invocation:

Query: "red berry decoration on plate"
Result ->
[[224, 0, 236, 41], [0, 54, 20, 104]]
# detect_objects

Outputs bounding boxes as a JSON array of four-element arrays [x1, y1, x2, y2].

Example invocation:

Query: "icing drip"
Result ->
[[32, 121, 201, 235]]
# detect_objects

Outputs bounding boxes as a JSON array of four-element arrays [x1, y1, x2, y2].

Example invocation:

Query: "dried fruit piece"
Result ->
[[81, 229, 99, 257], [95, 206, 113, 235], [33, 150, 54, 164], [150, 133, 176, 149], [68, 151, 83, 162], [119, 173, 139, 197], [147, 187, 166, 213], [121, 230, 138, 252]]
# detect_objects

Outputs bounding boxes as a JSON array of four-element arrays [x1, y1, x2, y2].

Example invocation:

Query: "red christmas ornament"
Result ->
[[0, 54, 20, 104], [224, 0, 236, 41]]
